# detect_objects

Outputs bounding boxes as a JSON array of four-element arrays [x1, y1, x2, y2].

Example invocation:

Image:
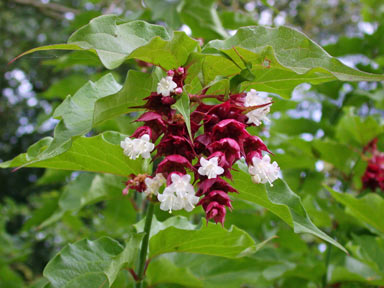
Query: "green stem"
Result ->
[[135, 201, 155, 288], [322, 243, 332, 288]]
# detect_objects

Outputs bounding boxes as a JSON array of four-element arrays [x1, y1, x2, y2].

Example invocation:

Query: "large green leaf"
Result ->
[[231, 167, 347, 252], [43, 235, 142, 288], [15, 16, 200, 70], [93, 69, 161, 126], [0, 74, 123, 172], [136, 216, 260, 258], [0, 131, 142, 176], [200, 26, 384, 97], [150, 223, 262, 258], [327, 187, 384, 234], [49, 73, 121, 153]]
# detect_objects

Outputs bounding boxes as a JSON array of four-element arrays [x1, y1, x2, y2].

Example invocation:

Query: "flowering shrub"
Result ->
[[2, 12, 384, 288]]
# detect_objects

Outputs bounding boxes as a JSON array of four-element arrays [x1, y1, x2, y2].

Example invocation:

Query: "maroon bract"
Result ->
[[123, 174, 148, 195], [362, 139, 384, 191], [156, 154, 195, 177]]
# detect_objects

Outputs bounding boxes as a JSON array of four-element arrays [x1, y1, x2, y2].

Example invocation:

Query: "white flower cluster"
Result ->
[[144, 173, 166, 197], [244, 89, 272, 126], [198, 156, 224, 179], [157, 174, 199, 213], [120, 134, 154, 160], [248, 155, 280, 186], [157, 76, 177, 96]]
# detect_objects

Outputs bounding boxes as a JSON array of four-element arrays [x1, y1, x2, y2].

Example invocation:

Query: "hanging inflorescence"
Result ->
[[362, 138, 384, 192], [120, 66, 280, 225]]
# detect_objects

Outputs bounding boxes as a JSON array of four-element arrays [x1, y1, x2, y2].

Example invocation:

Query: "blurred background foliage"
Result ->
[[1, 0, 384, 287]]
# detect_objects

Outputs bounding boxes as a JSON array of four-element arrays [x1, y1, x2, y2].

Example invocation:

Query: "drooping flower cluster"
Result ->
[[362, 138, 384, 191], [120, 66, 280, 225]]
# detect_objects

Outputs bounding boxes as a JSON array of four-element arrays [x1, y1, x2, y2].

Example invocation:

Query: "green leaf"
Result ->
[[271, 137, 316, 170], [201, 26, 384, 97], [0, 74, 123, 171], [40, 74, 91, 100], [93, 69, 160, 126], [349, 235, 384, 274], [328, 256, 384, 285], [36, 169, 71, 186], [9, 44, 84, 65], [14, 16, 200, 70], [145, 0, 182, 29], [327, 187, 384, 234], [39, 173, 125, 228], [50, 73, 121, 152], [134, 215, 196, 238], [313, 139, 356, 173], [231, 167, 347, 252], [335, 108, 382, 147], [179, 0, 228, 41], [142, 216, 258, 258], [0, 131, 143, 176], [271, 117, 321, 135], [173, 92, 193, 141], [219, 11, 257, 30], [43, 235, 142, 288], [146, 257, 203, 287]]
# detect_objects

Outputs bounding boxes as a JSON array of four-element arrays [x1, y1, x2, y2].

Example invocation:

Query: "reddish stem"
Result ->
[[143, 258, 152, 275], [241, 101, 273, 114], [128, 268, 140, 281]]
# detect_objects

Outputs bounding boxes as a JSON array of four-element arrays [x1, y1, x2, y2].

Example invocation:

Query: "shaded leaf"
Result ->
[[231, 167, 346, 252], [313, 139, 356, 173], [43, 235, 142, 288], [335, 108, 382, 147], [179, 0, 228, 41], [145, 0, 182, 29], [327, 187, 384, 234], [39, 173, 125, 228], [146, 257, 203, 287]]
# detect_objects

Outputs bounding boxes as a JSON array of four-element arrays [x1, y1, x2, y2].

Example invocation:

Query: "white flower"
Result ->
[[157, 173, 199, 213], [144, 173, 166, 197], [244, 89, 272, 126], [120, 137, 140, 160], [198, 157, 224, 179], [120, 134, 154, 160], [158, 186, 184, 213], [135, 134, 155, 159], [248, 155, 280, 186], [169, 174, 195, 197], [157, 76, 177, 96]]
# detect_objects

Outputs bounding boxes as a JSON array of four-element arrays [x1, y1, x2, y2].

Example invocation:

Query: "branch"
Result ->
[[12, 0, 79, 19]]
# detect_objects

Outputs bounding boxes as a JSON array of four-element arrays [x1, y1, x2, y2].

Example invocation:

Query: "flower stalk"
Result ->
[[135, 201, 155, 288]]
